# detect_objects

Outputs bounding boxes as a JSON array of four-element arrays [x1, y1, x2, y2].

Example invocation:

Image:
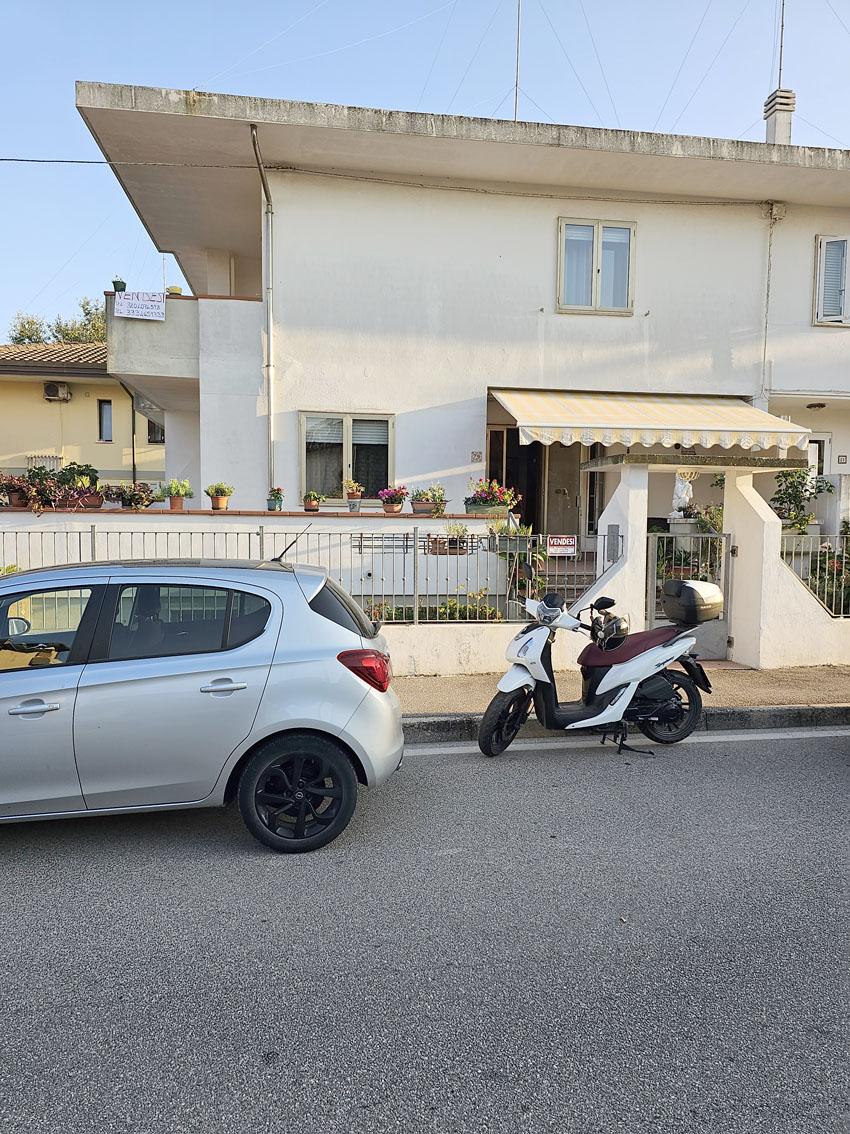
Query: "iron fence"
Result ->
[[781, 532, 850, 617], [0, 524, 622, 623]]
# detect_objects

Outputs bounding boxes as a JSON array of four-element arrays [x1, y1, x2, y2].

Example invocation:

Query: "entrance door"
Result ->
[[546, 443, 581, 533]]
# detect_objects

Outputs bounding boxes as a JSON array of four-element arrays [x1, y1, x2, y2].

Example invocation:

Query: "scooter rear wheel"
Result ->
[[478, 689, 531, 756], [637, 672, 702, 744]]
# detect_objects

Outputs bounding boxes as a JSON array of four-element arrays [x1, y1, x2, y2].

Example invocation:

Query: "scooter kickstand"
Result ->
[[615, 723, 655, 757]]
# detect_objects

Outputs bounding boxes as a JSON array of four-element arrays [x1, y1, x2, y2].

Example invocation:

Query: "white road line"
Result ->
[[407, 726, 850, 758]]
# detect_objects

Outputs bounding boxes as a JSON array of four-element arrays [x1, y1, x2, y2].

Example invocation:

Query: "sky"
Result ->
[[1, 0, 848, 338]]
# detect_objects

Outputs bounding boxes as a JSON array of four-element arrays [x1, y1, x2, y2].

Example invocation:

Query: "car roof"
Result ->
[[0, 559, 328, 589]]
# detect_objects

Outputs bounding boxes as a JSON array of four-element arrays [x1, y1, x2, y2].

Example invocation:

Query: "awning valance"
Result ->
[[490, 389, 810, 451]]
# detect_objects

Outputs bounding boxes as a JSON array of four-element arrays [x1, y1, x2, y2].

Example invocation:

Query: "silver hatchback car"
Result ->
[[0, 560, 403, 852]]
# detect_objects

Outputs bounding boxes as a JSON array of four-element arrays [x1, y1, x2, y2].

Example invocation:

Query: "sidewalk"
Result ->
[[394, 664, 850, 717]]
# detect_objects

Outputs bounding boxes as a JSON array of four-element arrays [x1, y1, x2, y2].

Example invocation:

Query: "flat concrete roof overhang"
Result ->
[[581, 453, 809, 474], [76, 82, 850, 293]]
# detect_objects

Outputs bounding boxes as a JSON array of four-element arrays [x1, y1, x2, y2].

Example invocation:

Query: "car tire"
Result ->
[[238, 733, 358, 853]]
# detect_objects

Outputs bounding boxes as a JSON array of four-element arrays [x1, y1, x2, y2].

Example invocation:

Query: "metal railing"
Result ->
[[781, 532, 850, 617], [0, 524, 622, 623], [647, 532, 728, 624]]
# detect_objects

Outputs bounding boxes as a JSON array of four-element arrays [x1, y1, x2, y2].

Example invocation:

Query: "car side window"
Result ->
[[107, 584, 271, 660], [0, 587, 94, 673]]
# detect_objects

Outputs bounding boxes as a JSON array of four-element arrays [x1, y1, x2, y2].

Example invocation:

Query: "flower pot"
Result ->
[[80, 492, 104, 510], [169, 496, 185, 511], [210, 496, 229, 511], [382, 502, 403, 514], [411, 500, 435, 515], [7, 490, 27, 509], [347, 499, 362, 512], [465, 503, 508, 516], [304, 500, 319, 512], [112, 280, 126, 293], [267, 498, 282, 511]]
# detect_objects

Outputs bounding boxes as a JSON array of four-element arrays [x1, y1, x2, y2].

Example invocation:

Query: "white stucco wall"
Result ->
[[164, 409, 201, 489]]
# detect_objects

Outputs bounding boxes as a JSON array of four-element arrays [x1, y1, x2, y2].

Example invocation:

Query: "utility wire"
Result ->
[[519, 86, 557, 123], [201, 0, 335, 87], [768, 0, 781, 89], [22, 212, 115, 311], [797, 114, 847, 147], [416, 0, 460, 109], [577, 0, 620, 126], [235, 1, 456, 77], [668, 0, 754, 132], [446, 0, 506, 112], [492, 85, 517, 118], [652, 0, 714, 130], [536, 0, 605, 126], [822, 0, 850, 38], [737, 118, 762, 139]]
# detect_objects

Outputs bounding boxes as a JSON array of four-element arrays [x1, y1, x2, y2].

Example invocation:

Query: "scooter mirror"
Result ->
[[521, 561, 534, 580], [593, 596, 616, 611]]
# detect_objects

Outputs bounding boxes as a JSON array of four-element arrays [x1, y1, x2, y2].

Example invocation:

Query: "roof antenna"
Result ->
[[273, 522, 312, 564], [777, 0, 786, 89], [513, 0, 522, 122]]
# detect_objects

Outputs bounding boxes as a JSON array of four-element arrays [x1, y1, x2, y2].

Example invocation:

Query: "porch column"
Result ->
[[722, 472, 780, 668], [164, 410, 200, 490], [591, 464, 649, 630]]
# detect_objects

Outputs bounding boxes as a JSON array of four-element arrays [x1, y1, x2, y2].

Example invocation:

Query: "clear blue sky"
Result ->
[[1, 0, 848, 337]]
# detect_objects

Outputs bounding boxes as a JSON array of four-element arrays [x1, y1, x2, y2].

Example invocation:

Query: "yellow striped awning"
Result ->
[[490, 389, 810, 451]]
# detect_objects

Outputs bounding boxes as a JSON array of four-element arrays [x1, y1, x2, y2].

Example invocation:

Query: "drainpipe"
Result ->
[[119, 381, 138, 483], [251, 124, 275, 491]]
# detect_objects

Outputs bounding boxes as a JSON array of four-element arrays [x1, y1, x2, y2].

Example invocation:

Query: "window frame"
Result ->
[[556, 217, 636, 316], [299, 411, 395, 502], [97, 398, 113, 443], [0, 584, 105, 674], [813, 234, 850, 327], [147, 418, 165, 445], [88, 582, 273, 664]]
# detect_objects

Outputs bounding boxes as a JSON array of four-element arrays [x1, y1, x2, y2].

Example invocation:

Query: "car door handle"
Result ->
[[199, 681, 248, 694], [8, 702, 60, 716]]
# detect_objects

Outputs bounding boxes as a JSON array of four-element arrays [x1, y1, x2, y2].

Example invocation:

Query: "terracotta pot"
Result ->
[[382, 502, 403, 514], [81, 492, 104, 510], [346, 492, 362, 502], [169, 496, 185, 511], [411, 500, 435, 515], [210, 496, 229, 511], [7, 490, 27, 509], [304, 500, 320, 512]]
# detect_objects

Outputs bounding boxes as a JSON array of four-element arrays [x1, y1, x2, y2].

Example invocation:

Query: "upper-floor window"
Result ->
[[815, 236, 849, 325], [557, 218, 635, 315], [300, 413, 393, 500], [97, 399, 113, 442]]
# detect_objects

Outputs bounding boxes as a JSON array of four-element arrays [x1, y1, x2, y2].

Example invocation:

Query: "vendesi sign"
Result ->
[[546, 534, 578, 557], [114, 291, 166, 321]]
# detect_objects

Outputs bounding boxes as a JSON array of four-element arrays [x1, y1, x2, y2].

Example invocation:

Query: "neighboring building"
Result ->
[[76, 82, 850, 524], [0, 342, 165, 482]]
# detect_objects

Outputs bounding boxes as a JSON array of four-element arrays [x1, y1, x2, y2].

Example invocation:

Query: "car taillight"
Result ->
[[337, 649, 392, 692]]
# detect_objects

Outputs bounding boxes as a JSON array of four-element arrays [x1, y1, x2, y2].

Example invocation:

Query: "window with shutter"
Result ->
[[300, 413, 394, 499], [815, 236, 849, 324]]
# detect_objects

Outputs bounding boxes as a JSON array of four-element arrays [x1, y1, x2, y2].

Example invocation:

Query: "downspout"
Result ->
[[251, 124, 275, 491], [759, 201, 784, 406], [119, 381, 137, 482]]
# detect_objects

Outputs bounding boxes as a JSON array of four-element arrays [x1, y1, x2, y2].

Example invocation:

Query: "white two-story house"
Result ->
[[77, 81, 849, 529]]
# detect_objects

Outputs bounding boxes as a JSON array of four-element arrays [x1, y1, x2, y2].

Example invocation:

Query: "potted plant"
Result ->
[[303, 490, 326, 513], [59, 461, 102, 509], [205, 482, 234, 512], [104, 482, 154, 512], [343, 479, 364, 512], [429, 521, 469, 555], [770, 470, 834, 535], [1, 473, 28, 510], [267, 486, 284, 511], [377, 485, 408, 514], [464, 478, 520, 516], [410, 484, 447, 516], [112, 276, 126, 293], [164, 478, 194, 511]]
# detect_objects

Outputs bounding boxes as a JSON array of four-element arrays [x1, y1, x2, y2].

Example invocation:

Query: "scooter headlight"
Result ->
[[517, 639, 533, 657]]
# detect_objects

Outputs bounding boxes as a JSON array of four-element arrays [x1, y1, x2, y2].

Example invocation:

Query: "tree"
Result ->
[[9, 312, 49, 344], [7, 297, 106, 345]]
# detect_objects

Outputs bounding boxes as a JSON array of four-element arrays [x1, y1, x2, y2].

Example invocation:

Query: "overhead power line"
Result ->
[[577, 0, 620, 127], [652, 0, 715, 130], [22, 211, 115, 311], [536, 0, 605, 127], [668, 0, 754, 132], [234, 0, 457, 77], [201, 0, 335, 88], [446, 0, 506, 112], [822, 0, 850, 38], [416, 0, 460, 109]]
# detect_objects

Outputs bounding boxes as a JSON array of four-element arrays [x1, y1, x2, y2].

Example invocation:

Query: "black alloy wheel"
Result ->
[[478, 689, 532, 757], [238, 734, 358, 852], [637, 672, 703, 744]]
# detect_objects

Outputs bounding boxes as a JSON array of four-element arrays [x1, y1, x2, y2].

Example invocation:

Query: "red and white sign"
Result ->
[[546, 534, 578, 557]]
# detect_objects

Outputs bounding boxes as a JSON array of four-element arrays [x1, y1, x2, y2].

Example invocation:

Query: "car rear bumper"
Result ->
[[340, 686, 404, 787]]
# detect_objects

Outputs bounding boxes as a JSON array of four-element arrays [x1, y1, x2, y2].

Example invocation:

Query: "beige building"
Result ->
[[0, 342, 164, 482]]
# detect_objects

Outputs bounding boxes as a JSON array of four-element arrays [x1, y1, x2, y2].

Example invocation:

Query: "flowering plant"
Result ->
[[377, 485, 409, 504], [303, 490, 326, 503], [343, 479, 364, 496], [410, 484, 446, 503], [463, 478, 520, 509], [104, 481, 154, 511], [268, 486, 284, 502]]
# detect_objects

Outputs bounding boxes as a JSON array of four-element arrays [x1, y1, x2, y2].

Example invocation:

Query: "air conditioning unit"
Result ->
[[43, 382, 71, 402]]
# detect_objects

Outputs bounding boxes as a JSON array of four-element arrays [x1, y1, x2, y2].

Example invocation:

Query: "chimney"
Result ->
[[763, 88, 796, 144]]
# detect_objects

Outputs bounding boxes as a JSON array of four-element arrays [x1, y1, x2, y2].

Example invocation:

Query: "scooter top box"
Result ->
[[661, 579, 723, 625]]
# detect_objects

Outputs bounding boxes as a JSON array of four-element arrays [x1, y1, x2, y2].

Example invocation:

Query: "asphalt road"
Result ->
[[0, 729, 847, 1134]]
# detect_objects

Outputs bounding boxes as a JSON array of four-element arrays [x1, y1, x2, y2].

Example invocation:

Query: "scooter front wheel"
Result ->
[[478, 689, 532, 757]]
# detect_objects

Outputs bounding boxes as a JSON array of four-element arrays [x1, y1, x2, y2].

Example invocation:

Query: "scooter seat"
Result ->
[[577, 625, 684, 667]]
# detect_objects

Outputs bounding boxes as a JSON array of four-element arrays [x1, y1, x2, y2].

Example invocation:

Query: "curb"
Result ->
[[403, 704, 850, 745]]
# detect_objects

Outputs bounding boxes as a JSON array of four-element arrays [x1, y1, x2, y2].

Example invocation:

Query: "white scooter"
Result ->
[[478, 570, 722, 757]]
